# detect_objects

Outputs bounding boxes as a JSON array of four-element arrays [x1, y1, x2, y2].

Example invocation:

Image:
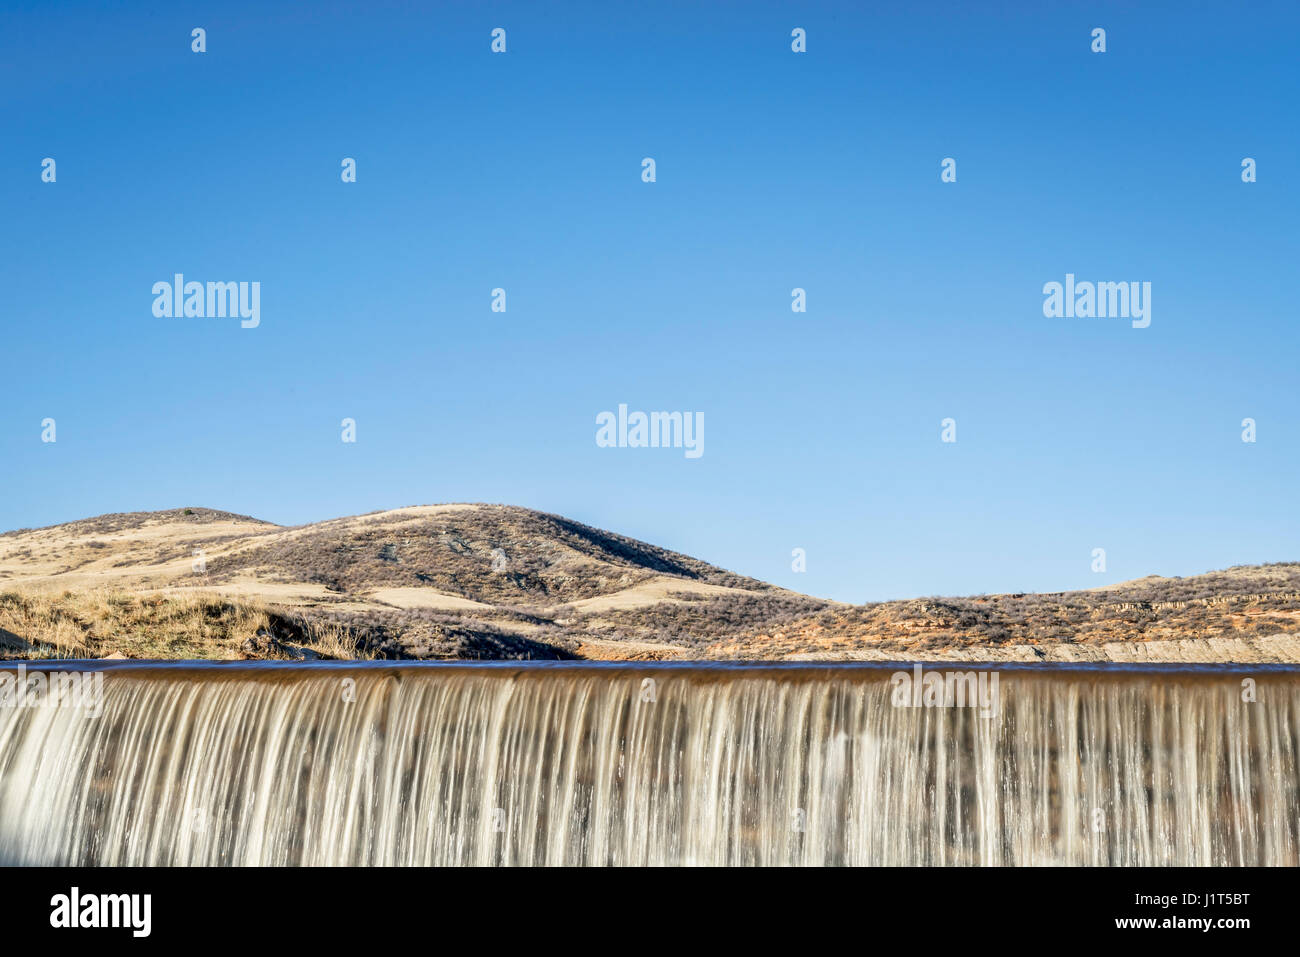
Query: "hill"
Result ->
[[1, 505, 1297, 662]]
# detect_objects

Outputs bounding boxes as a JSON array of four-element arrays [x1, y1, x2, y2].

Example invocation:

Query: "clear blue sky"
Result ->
[[3, 1, 1297, 603]]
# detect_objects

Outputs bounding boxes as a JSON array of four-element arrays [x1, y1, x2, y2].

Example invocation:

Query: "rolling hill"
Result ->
[[1, 505, 1298, 663]]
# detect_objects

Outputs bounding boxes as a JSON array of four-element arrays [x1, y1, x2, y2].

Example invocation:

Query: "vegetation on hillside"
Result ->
[[205, 505, 772, 604], [0, 589, 363, 661], [1, 506, 1296, 661]]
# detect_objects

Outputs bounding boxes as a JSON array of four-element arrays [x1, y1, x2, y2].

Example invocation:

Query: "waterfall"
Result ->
[[0, 662, 1296, 866]]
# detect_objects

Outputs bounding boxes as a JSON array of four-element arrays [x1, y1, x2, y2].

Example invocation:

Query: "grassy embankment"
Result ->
[[0, 588, 365, 660]]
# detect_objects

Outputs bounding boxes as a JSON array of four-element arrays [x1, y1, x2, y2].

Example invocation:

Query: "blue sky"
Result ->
[[3, 1, 1297, 603]]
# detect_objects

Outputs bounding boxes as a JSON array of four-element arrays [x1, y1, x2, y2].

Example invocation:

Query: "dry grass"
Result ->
[[0, 587, 372, 661], [2, 505, 1298, 662], [204, 504, 772, 604]]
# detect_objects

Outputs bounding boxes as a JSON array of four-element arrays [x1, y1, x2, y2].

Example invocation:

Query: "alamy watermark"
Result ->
[[1042, 273, 1150, 328], [0, 665, 103, 717], [889, 664, 1000, 718], [596, 404, 703, 459], [152, 274, 260, 328], [50, 887, 150, 937]]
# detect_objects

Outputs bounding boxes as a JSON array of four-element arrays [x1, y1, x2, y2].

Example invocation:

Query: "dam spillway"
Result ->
[[0, 661, 1296, 866]]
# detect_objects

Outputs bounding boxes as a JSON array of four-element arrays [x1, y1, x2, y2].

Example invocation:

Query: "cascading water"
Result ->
[[0, 661, 1296, 866]]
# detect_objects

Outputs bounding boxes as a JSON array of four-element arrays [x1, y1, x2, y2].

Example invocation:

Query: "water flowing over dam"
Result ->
[[1, 661, 1297, 866]]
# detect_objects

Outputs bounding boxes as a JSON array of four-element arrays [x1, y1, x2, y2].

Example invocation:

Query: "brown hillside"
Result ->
[[1, 505, 1297, 663]]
